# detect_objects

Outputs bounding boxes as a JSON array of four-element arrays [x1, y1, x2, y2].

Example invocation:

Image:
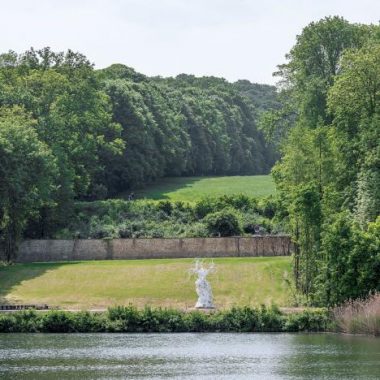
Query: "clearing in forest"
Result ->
[[124, 175, 275, 202]]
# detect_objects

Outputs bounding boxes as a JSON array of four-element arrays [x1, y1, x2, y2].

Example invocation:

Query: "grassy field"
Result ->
[[0, 257, 292, 310], [123, 175, 275, 201]]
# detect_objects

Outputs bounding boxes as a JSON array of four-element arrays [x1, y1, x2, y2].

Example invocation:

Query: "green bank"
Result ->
[[0, 257, 291, 310]]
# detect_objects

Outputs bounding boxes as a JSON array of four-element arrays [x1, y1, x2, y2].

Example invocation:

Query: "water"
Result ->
[[0, 333, 379, 379]]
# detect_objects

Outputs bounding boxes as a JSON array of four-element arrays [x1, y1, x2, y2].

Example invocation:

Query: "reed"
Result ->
[[332, 293, 380, 336]]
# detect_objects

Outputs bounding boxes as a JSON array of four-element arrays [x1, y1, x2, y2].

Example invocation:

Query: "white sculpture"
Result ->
[[189, 259, 215, 309]]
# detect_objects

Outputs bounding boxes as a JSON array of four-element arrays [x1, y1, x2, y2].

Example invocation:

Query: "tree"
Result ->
[[327, 43, 380, 224], [204, 209, 242, 237], [0, 48, 124, 234], [277, 16, 372, 126], [0, 106, 56, 260], [266, 17, 380, 303]]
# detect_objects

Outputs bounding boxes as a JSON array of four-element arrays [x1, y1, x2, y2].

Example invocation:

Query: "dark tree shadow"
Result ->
[[0, 261, 82, 305], [115, 177, 205, 200]]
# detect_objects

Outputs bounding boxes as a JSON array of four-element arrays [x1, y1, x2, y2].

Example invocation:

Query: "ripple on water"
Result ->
[[0, 333, 379, 380]]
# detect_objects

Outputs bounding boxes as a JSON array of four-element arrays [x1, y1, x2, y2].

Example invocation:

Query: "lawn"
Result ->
[[122, 175, 275, 202], [0, 257, 291, 310]]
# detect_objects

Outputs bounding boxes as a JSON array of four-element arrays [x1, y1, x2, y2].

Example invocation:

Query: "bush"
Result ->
[[220, 194, 258, 211], [258, 196, 278, 219], [41, 311, 75, 333], [283, 309, 329, 332], [204, 208, 242, 237], [156, 200, 173, 215], [72, 311, 106, 332], [107, 305, 141, 331], [0, 314, 16, 332], [49, 197, 288, 239], [0, 306, 331, 333], [194, 198, 218, 219], [240, 212, 271, 234]]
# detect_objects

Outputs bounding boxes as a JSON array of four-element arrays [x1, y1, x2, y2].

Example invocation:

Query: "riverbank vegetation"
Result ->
[[0, 305, 328, 333], [332, 293, 380, 336]]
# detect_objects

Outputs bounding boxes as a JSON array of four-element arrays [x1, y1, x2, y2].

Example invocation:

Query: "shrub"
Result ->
[[240, 212, 270, 234], [182, 222, 208, 237], [184, 311, 211, 332], [72, 311, 106, 332], [204, 208, 242, 237], [107, 305, 141, 332], [283, 309, 329, 332], [156, 200, 173, 216], [41, 311, 75, 333], [220, 194, 257, 211], [258, 196, 278, 219], [50, 196, 287, 239], [0, 306, 331, 333], [194, 198, 217, 219], [0, 314, 16, 332], [13, 310, 40, 332], [118, 223, 133, 238], [257, 304, 284, 331]]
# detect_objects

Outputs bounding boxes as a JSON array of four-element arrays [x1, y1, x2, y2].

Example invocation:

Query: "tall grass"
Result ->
[[332, 293, 380, 336]]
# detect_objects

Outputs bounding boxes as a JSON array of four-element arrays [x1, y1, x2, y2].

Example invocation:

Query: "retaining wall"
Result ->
[[9, 236, 294, 263]]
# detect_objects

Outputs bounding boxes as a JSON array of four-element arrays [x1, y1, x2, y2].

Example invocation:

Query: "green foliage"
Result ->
[[40, 310, 75, 333], [0, 306, 329, 333], [290, 184, 322, 297], [267, 17, 380, 305], [0, 48, 124, 252], [52, 195, 284, 239], [0, 47, 278, 255], [315, 215, 380, 306], [0, 106, 56, 260], [283, 309, 329, 332], [99, 69, 277, 192], [204, 208, 242, 237]]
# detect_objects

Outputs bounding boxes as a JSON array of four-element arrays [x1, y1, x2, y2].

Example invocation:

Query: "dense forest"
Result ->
[[0, 49, 277, 258], [98, 67, 278, 194], [261, 16, 380, 305]]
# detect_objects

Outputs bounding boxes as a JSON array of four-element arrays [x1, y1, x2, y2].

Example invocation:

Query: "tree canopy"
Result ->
[[261, 16, 380, 305], [0, 48, 278, 256]]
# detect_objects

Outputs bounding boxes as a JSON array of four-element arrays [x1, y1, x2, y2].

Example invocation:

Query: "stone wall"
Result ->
[[11, 236, 293, 263]]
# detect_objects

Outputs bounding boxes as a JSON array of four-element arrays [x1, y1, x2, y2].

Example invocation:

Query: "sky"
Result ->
[[1, 0, 379, 85]]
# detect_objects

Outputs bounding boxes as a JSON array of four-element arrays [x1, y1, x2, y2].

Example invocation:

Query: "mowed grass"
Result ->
[[129, 175, 275, 201], [0, 257, 291, 310]]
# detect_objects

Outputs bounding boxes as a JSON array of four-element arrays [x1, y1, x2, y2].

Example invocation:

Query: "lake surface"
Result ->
[[0, 333, 379, 379]]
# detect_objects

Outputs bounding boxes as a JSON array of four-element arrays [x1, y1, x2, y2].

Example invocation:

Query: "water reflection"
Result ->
[[0, 333, 379, 379]]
